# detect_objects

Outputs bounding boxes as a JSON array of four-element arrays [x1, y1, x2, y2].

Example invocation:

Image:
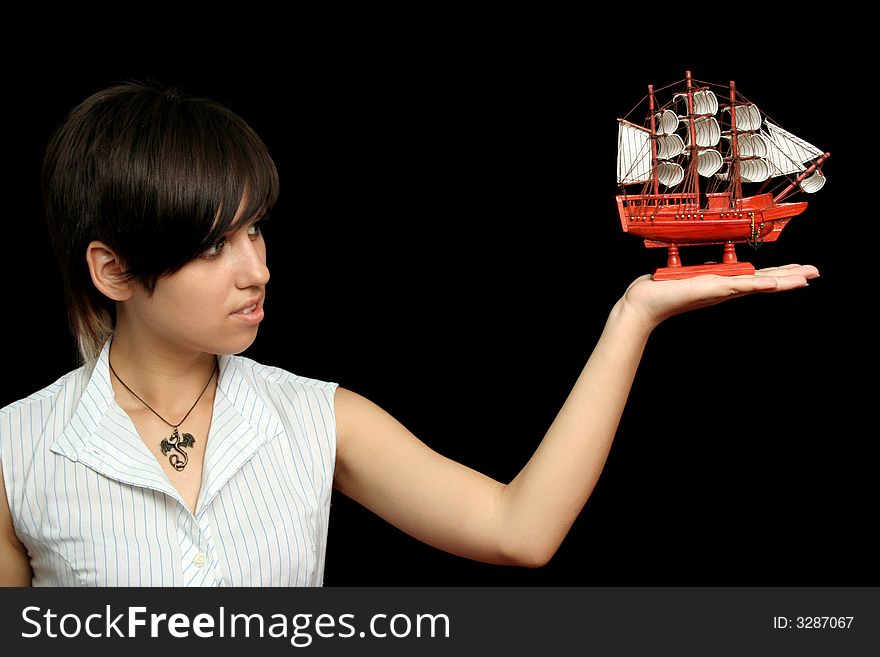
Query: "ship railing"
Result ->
[[619, 193, 700, 210]]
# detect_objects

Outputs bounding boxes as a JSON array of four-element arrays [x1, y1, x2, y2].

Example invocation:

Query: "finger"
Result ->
[[746, 270, 814, 292], [755, 264, 820, 279], [681, 273, 780, 295], [763, 276, 809, 292], [754, 263, 804, 275], [724, 276, 781, 294], [728, 271, 813, 292]]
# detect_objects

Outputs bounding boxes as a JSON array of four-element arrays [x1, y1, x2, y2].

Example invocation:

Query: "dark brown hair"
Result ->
[[42, 81, 279, 364]]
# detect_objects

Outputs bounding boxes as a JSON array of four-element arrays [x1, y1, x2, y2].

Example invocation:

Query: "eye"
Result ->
[[201, 238, 227, 259], [247, 221, 262, 239]]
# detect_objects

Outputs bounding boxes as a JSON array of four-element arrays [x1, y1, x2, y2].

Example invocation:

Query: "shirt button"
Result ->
[[192, 552, 208, 567]]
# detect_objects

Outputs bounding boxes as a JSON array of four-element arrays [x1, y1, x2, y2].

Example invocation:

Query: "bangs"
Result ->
[[85, 84, 279, 285], [190, 106, 279, 251]]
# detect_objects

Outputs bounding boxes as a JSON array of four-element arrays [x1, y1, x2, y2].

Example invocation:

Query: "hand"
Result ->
[[618, 264, 820, 331]]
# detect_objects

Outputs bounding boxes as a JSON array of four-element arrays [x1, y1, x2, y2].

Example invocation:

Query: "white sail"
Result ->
[[693, 89, 719, 115], [723, 104, 762, 131], [696, 117, 721, 147], [738, 104, 762, 131], [617, 120, 652, 184], [697, 149, 723, 177], [674, 89, 719, 116], [657, 134, 684, 160], [655, 109, 678, 135], [657, 162, 684, 187], [762, 121, 824, 176], [685, 117, 721, 148], [739, 159, 771, 183], [800, 170, 826, 193], [737, 133, 769, 158]]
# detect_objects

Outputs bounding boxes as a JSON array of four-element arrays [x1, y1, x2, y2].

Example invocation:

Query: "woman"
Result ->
[[0, 82, 817, 586]]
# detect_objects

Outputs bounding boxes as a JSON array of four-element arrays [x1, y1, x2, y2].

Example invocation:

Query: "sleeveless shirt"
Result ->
[[0, 340, 338, 586]]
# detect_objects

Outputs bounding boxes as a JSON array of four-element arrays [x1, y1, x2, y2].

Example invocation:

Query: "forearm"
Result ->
[[498, 298, 653, 566]]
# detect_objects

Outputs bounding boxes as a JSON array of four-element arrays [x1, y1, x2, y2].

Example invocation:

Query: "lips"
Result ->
[[230, 296, 265, 326], [231, 296, 263, 315]]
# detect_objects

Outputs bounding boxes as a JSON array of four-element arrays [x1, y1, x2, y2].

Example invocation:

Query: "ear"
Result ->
[[86, 241, 134, 301]]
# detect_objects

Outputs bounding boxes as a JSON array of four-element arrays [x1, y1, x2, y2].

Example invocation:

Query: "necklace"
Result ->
[[108, 358, 218, 472]]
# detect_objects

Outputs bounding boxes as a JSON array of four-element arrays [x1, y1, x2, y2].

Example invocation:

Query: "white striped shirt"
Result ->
[[0, 340, 338, 586]]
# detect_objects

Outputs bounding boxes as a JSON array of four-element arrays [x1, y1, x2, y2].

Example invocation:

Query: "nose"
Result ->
[[233, 231, 270, 289]]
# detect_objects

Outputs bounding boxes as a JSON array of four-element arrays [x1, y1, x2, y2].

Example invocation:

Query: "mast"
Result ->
[[729, 80, 742, 206], [684, 71, 700, 207], [648, 84, 659, 197]]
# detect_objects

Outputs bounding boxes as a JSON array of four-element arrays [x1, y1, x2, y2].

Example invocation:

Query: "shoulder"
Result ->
[[224, 354, 338, 395], [221, 355, 339, 425], [222, 356, 340, 468]]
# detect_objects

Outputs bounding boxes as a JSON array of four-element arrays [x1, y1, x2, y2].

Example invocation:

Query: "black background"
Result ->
[[2, 26, 873, 587]]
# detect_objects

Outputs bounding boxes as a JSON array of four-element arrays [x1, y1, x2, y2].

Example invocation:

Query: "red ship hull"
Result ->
[[616, 192, 807, 246], [615, 192, 808, 279]]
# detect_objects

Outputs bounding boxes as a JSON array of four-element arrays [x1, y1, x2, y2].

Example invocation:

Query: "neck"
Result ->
[[108, 326, 219, 418]]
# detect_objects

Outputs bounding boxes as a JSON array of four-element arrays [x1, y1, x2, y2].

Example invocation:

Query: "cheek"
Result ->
[[154, 275, 222, 315]]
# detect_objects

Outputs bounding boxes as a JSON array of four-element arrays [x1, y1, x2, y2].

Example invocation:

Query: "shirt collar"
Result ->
[[52, 339, 284, 513], [199, 350, 285, 511], [51, 339, 116, 461]]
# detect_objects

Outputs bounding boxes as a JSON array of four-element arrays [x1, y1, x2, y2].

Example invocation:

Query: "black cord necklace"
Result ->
[[108, 358, 218, 472]]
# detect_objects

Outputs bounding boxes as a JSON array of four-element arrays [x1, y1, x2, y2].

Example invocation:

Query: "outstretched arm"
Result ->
[[334, 265, 818, 567]]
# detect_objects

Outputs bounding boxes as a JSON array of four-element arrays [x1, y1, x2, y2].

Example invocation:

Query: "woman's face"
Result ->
[[120, 217, 270, 356]]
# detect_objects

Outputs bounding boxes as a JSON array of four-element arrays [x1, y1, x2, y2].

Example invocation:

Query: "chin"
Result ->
[[214, 331, 260, 356]]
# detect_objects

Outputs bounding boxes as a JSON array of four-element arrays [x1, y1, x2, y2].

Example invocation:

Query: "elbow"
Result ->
[[517, 545, 556, 569], [516, 553, 552, 569], [501, 537, 558, 569]]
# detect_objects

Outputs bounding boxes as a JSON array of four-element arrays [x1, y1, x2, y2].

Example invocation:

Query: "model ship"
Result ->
[[616, 70, 829, 280]]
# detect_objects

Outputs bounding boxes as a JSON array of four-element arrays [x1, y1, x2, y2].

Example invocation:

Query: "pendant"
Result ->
[[160, 427, 196, 471]]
